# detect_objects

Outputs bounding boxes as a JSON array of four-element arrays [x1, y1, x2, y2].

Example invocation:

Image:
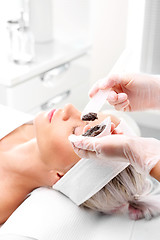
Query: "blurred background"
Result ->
[[0, 0, 160, 138]]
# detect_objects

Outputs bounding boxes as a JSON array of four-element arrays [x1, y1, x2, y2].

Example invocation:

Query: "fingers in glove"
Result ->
[[89, 74, 130, 98], [114, 99, 130, 111], [97, 74, 121, 90], [112, 128, 123, 135], [74, 136, 97, 151], [89, 75, 120, 98], [107, 91, 128, 105], [70, 134, 129, 160], [73, 145, 98, 159], [89, 81, 100, 97]]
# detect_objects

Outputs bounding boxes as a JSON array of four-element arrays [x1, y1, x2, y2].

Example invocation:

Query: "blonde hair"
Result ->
[[82, 165, 160, 220]]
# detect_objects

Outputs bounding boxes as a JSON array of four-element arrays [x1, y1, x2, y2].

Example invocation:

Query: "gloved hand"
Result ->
[[69, 134, 160, 178], [89, 73, 160, 111]]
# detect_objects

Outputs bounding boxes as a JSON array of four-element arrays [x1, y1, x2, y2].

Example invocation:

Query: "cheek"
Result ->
[[51, 137, 80, 172], [62, 140, 80, 164]]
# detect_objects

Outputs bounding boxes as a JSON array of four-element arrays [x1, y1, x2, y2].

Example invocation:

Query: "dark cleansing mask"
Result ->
[[82, 125, 106, 137], [82, 112, 98, 121]]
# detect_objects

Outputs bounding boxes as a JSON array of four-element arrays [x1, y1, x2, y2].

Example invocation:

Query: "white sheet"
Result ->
[[0, 188, 133, 240], [0, 187, 160, 240], [0, 235, 37, 240]]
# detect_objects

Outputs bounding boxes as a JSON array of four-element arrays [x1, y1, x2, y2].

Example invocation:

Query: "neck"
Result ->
[[3, 138, 55, 193]]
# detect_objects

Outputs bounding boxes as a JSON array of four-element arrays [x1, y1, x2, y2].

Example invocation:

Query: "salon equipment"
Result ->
[[9, 11, 35, 64], [7, 19, 20, 59]]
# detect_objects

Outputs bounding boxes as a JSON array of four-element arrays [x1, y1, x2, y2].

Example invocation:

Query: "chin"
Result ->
[[34, 111, 47, 127]]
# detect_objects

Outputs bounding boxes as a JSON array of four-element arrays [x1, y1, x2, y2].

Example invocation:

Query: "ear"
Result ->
[[56, 172, 64, 182], [49, 170, 64, 185]]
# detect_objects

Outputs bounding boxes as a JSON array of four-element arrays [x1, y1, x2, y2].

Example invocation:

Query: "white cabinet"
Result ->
[[0, 55, 90, 114], [0, 39, 91, 114]]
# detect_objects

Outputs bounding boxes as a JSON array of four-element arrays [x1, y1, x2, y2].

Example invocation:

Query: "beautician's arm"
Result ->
[[70, 134, 160, 181]]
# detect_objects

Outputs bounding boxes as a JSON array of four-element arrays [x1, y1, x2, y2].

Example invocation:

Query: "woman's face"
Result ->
[[34, 104, 119, 180]]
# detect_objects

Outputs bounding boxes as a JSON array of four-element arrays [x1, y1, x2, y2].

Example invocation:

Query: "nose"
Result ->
[[62, 104, 80, 121]]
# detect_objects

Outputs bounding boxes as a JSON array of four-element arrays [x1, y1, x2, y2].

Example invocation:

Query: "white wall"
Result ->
[[53, 0, 129, 86], [126, 0, 145, 51], [53, 0, 91, 43], [90, 0, 128, 85]]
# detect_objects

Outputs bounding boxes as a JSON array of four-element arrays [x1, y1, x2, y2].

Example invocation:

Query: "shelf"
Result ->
[[0, 39, 90, 87]]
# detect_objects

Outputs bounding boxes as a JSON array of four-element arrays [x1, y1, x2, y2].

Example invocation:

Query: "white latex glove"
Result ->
[[69, 134, 160, 176], [89, 73, 160, 111]]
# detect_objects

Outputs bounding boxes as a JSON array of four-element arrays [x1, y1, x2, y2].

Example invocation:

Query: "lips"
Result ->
[[48, 109, 56, 122]]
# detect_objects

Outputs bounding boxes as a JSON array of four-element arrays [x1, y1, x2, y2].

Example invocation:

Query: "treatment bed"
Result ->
[[0, 186, 160, 240], [0, 105, 160, 240]]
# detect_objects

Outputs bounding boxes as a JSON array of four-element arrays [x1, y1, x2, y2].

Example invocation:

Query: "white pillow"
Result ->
[[0, 187, 135, 240]]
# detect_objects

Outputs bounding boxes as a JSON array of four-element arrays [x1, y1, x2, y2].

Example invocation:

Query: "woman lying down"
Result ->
[[0, 104, 160, 224]]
